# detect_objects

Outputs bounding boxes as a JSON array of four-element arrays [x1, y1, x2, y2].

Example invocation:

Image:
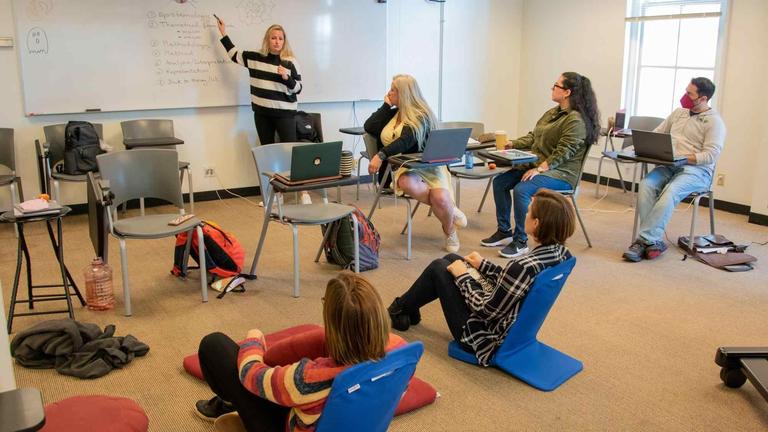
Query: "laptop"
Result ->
[[617, 129, 686, 164], [273, 141, 343, 185], [398, 127, 472, 164]]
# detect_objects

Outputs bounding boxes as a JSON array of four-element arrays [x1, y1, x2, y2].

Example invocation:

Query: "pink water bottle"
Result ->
[[84, 257, 115, 311]]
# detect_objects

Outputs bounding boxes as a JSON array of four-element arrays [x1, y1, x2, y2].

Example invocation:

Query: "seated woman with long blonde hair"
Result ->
[[364, 74, 467, 253]]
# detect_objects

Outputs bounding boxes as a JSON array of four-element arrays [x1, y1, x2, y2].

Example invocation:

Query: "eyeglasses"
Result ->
[[552, 83, 566, 91]]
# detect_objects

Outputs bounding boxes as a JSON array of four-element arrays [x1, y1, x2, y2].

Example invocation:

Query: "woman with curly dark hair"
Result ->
[[480, 72, 600, 258]]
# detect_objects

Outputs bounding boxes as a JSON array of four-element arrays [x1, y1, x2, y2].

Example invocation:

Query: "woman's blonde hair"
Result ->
[[391, 74, 437, 150], [323, 271, 389, 365], [259, 24, 295, 60]]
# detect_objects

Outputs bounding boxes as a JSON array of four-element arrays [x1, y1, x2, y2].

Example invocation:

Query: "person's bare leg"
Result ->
[[428, 188, 455, 235]]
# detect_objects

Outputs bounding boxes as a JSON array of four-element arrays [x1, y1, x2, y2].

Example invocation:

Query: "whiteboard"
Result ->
[[12, 0, 387, 115]]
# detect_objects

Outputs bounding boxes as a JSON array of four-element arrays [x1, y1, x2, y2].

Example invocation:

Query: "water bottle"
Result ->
[[83, 257, 115, 311], [464, 151, 474, 169]]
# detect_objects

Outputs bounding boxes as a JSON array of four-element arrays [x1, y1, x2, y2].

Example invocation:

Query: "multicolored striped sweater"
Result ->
[[237, 329, 405, 432]]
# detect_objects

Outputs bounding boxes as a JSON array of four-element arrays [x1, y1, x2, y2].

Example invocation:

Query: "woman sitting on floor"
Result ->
[[388, 189, 575, 366], [195, 271, 402, 432], [364, 73, 467, 253]]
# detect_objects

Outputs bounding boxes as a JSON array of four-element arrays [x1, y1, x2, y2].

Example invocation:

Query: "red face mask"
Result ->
[[680, 94, 697, 109]]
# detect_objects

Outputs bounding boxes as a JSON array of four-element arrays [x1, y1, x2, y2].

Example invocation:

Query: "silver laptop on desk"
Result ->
[[619, 129, 686, 163]]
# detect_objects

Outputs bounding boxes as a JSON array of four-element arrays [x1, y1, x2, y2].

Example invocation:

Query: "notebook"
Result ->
[[618, 129, 686, 164], [487, 148, 538, 163], [273, 141, 343, 185]]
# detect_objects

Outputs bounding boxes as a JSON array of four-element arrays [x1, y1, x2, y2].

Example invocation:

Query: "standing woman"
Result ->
[[364, 74, 467, 253], [217, 20, 301, 144]]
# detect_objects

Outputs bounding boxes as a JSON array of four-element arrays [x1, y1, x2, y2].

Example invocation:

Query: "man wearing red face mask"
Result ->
[[623, 77, 726, 262]]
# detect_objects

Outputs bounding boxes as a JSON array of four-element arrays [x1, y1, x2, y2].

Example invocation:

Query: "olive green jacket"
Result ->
[[510, 107, 588, 187]]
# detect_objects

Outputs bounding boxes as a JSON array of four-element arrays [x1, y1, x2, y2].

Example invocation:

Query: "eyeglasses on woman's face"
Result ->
[[552, 83, 566, 91]]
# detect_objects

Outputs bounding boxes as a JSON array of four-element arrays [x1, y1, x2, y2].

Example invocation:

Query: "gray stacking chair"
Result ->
[[557, 147, 593, 248], [249, 142, 359, 297], [595, 116, 664, 197], [0, 128, 23, 209], [356, 132, 381, 200], [120, 119, 194, 213], [93, 149, 207, 316], [42, 123, 103, 203]]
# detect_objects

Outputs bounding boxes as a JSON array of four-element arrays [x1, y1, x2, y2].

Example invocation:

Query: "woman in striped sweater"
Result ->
[[217, 20, 302, 145], [195, 271, 402, 432]]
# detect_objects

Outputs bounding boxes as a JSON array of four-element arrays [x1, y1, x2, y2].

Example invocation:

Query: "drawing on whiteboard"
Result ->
[[237, 0, 275, 26], [26, 0, 53, 21], [26, 27, 48, 54]]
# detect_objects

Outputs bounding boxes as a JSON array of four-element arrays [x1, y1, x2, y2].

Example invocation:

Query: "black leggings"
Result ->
[[254, 112, 297, 145], [198, 332, 290, 432], [398, 254, 473, 351]]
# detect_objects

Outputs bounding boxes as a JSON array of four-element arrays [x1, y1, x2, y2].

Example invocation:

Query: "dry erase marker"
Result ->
[[213, 14, 222, 24]]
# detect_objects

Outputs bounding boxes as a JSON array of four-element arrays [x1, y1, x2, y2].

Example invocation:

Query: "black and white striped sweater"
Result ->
[[220, 35, 302, 117]]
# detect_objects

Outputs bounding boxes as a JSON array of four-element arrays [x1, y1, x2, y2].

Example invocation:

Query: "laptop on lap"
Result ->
[[398, 128, 472, 165], [618, 129, 687, 164], [274, 141, 343, 185]]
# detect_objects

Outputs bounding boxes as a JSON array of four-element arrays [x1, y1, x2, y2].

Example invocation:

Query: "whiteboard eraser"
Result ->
[[0, 37, 13, 47]]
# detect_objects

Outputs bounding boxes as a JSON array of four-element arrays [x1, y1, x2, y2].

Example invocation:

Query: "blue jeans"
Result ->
[[492, 169, 572, 242], [636, 164, 712, 244]]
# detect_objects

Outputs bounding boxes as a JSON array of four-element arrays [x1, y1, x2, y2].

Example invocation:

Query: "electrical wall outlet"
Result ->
[[204, 167, 215, 177], [716, 173, 725, 186]]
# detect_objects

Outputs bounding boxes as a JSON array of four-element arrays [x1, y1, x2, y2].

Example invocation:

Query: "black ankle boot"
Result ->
[[388, 297, 412, 332]]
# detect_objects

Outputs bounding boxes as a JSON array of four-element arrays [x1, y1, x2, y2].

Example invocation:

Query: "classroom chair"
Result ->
[[92, 149, 207, 316], [0, 128, 23, 211], [356, 132, 380, 200], [557, 149, 592, 247], [315, 342, 424, 432], [40, 123, 104, 204], [120, 119, 194, 213], [442, 121, 493, 212], [448, 257, 581, 391], [595, 116, 664, 198], [249, 142, 359, 297]]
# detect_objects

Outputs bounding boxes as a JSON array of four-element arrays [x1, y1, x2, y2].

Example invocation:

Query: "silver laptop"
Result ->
[[401, 128, 471, 163], [620, 129, 686, 163]]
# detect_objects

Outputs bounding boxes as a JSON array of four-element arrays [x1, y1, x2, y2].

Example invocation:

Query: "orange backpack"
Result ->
[[171, 220, 245, 279]]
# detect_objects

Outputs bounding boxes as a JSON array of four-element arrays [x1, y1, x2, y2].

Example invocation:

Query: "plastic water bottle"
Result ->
[[83, 257, 115, 311], [464, 151, 474, 169]]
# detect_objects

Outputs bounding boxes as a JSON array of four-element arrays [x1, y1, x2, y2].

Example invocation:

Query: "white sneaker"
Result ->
[[300, 192, 312, 205], [453, 207, 468, 229], [445, 230, 460, 253]]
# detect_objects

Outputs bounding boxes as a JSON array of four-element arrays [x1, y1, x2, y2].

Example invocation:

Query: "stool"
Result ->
[[1, 207, 85, 333], [41, 395, 148, 432]]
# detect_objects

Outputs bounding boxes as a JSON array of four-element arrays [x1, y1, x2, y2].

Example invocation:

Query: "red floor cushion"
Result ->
[[183, 323, 437, 416], [183, 324, 322, 380], [41, 395, 148, 432]]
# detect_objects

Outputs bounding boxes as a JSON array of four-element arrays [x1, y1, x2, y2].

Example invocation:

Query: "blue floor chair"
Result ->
[[316, 341, 424, 432], [448, 257, 581, 391]]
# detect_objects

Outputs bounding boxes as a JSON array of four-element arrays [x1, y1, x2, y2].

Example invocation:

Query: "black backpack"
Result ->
[[62, 121, 104, 175], [295, 111, 320, 142]]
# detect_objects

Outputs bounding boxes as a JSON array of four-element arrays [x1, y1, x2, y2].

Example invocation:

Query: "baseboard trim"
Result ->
[[581, 173, 765, 226], [748, 212, 768, 226]]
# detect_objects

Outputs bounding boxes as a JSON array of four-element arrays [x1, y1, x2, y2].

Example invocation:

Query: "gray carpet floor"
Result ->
[[2, 180, 767, 431]]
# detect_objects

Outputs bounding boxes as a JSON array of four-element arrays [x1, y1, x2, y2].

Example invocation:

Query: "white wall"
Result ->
[[443, 0, 524, 134], [517, 0, 768, 216]]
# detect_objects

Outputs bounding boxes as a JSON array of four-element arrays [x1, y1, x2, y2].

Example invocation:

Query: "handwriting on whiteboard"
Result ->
[[26, 0, 53, 21]]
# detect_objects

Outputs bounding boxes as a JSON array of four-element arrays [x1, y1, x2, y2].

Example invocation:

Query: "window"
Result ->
[[621, 0, 729, 121]]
